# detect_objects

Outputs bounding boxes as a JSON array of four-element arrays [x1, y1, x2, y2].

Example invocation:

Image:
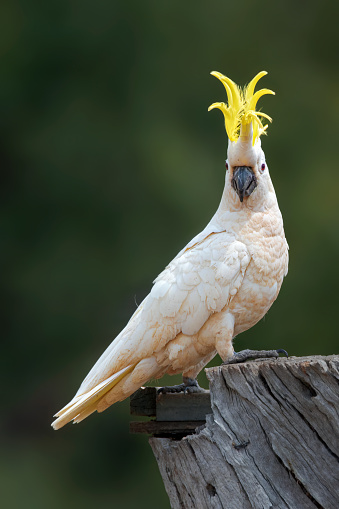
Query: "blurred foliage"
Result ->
[[1, 0, 338, 507]]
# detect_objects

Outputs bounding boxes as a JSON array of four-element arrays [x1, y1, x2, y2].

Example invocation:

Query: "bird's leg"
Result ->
[[223, 348, 288, 365], [158, 376, 206, 394]]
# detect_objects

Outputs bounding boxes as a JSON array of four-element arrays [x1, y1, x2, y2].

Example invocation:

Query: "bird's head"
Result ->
[[209, 71, 275, 209]]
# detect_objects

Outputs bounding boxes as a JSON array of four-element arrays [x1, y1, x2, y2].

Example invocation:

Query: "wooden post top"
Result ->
[[145, 355, 339, 508], [130, 355, 339, 438]]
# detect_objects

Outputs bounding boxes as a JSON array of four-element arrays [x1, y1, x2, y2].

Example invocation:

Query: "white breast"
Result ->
[[230, 271, 279, 336]]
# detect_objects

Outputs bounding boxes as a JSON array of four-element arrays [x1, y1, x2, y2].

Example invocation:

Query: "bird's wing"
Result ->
[[173, 221, 225, 260], [75, 231, 250, 397]]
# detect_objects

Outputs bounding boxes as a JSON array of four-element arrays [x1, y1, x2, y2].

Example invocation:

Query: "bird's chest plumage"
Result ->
[[229, 209, 288, 335]]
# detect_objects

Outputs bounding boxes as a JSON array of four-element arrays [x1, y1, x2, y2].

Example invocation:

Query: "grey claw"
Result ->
[[223, 348, 289, 365], [158, 383, 185, 394], [158, 378, 205, 394], [276, 349, 288, 358]]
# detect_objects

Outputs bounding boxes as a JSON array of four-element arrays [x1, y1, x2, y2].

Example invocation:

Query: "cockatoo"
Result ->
[[52, 71, 288, 430]]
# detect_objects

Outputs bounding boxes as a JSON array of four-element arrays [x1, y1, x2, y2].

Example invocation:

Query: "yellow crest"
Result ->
[[208, 71, 275, 145]]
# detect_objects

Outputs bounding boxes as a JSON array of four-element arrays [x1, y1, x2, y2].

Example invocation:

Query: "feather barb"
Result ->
[[209, 70, 275, 145], [51, 364, 135, 430]]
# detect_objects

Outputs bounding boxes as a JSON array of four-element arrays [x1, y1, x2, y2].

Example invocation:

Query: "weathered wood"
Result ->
[[149, 355, 339, 509], [130, 420, 205, 436], [130, 386, 157, 417], [130, 386, 211, 422], [157, 392, 211, 422]]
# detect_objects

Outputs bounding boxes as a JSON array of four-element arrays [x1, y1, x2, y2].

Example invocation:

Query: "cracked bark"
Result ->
[[149, 355, 339, 509]]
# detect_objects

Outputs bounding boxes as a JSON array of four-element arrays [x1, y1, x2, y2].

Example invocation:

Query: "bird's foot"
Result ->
[[223, 348, 288, 365], [158, 377, 206, 394]]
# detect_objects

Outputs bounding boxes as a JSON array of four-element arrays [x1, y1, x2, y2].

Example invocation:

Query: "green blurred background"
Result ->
[[1, 0, 338, 507]]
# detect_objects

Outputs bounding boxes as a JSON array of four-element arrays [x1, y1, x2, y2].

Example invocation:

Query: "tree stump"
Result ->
[[147, 355, 339, 509]]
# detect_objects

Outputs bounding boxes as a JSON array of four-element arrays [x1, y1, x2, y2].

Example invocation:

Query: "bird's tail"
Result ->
[[51, 364, 135, 430], [51, 356, 163, 430]]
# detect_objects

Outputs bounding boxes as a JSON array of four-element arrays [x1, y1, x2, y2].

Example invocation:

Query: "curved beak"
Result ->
[[231, 166, 257, 202]]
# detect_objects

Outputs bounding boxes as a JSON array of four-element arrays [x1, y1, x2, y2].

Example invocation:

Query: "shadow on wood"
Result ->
[[130, 386, 211, 437], [131, 355, 339, 509]]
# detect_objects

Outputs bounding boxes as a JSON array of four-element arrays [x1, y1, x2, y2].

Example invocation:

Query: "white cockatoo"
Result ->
[[52, 71, 288, 430]]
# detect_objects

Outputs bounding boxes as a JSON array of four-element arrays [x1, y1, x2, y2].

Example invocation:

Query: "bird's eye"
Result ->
[[225, 161, 228, 170], [261, 163, 266, 172]]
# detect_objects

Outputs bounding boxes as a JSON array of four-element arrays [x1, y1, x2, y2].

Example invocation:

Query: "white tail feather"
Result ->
[[51, 364, 135, 430], [72, 405, 97, 424], [53, 394, 83, 417]]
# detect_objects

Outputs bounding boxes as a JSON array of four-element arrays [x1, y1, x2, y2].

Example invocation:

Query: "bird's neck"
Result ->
[[211, 174, 280, 229]]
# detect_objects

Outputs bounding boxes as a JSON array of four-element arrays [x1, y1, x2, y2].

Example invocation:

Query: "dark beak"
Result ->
[[231, 166, 257, 202]]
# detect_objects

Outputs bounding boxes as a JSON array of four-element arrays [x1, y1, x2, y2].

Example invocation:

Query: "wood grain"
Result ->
[[130, 420, 205, 436], [130, 386, 211, 422], [149, 355, 339, 509]]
